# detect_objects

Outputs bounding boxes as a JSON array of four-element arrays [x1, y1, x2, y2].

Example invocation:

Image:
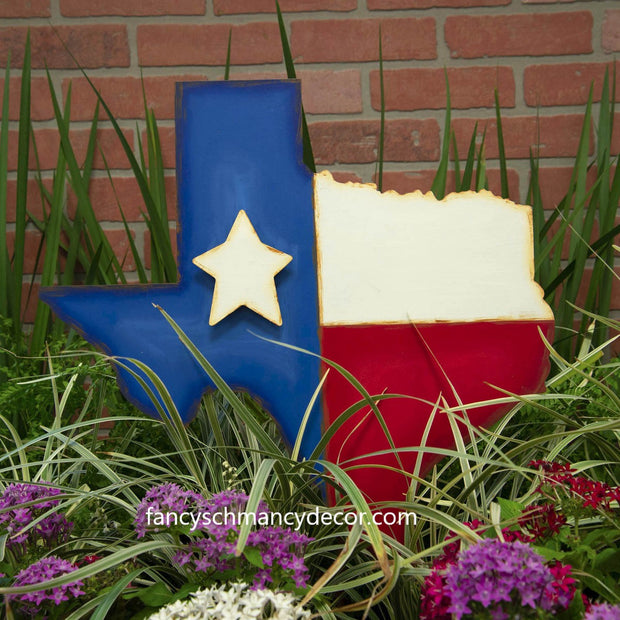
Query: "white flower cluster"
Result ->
[[148, 582, 312, 620]]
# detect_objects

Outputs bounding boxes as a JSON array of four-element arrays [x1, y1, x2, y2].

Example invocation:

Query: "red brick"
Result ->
[[611, 113, 620, 155], [471, 169, 520, 197], [524, 63, 620, 107], [603, 10, 620, 53], [137, 23, 282, 67], [7, 228, 78, 276], [0, 77, 54, 121], [219, 69, 361, 114], [22, 282, 39, 323], [370, 66, 514, 111], [62, 75, 207, 122], [6, 230, 44, 274], [60, 0, 205, 16], [291, 18, 436, 63], [445, 12, 592, 59], [330, 171, 363, 183], [301, 70, 362, 114], [143, 229, 178, 269], [380, 170, 439, 194], [379, 168, 519, 199], [308, 119, 440, 164], [452, 115, 591, 160], [5, 178, 51, 222], [7, 127, 134, 171], [8, 228, 141, 282], [214, 0, 356, 14], [0, 0, 50, 17], [369, 0, 508, 7], [106, 229, 137, 271], [67, 176, 177, 222], [0, 25, 130, 69]]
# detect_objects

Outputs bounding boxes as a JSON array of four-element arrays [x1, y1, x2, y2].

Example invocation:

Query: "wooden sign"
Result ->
[[40, 81, 554, 535]]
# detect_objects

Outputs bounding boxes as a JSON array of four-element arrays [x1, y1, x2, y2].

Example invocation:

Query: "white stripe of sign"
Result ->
[[314, 171, 553, 326]]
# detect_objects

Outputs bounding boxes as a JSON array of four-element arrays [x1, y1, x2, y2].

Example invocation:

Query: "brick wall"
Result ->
[[1, 0, 619, 321]]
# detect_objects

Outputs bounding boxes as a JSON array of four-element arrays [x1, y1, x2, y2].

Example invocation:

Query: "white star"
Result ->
[[192, 210, 292, 326]]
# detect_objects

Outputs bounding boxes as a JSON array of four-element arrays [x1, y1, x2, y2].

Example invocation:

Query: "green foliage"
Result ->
[[0, 36, 177, 363], [0, 327, 618, 618]]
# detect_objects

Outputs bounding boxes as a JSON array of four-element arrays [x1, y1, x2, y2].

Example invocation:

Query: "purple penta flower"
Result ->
[[170, 490, 313, 590], [8, 556, 85, 617], [445, 538, 571, 619], [0, 483, 73, 553], [585, 603, 620, 620], [133, 482, 209, 538]]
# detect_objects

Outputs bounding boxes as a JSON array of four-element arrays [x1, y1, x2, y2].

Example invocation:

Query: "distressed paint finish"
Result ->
[[40, 81, 554, 539], [40, 81, 323, 458], [314, 171, 553, 325]]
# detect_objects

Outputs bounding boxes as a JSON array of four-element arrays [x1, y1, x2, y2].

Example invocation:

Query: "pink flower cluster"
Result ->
[[420, 460, 620, 618], [530, 460, 620, 512]]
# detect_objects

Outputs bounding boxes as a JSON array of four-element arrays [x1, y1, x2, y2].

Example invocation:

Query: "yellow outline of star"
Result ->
[[192, 210, 292, 326]]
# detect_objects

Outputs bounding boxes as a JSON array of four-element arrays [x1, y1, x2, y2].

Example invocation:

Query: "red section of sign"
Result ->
[[320, 320, 554, 538]]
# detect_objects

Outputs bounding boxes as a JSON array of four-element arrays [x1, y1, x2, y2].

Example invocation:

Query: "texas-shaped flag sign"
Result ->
[[40, 81, 554, 535]]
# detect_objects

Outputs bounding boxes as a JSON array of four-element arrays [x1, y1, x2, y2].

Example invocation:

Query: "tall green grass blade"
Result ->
[[555, 87, 594, 357], [301, 521, 363, 607], [583, 68, 618, 351], [45, 70, 125, 286], [0, 55, 10, 322], [545, 219, 620, 297], [101, 154, 149, 283], [54, 39, 178, 283], [13, 33, 32, 342], [376, 26, 385, 192], [320, 460, 389, 574], [0, 541, 167, 597], [89, 568, 148, 620], [459, 122, 478, 192], [475, 128, 487, 191], [291, 371, 328, 463], [275, 0, 315, 173], [494, 89, 509, 198], [224, 28, 232, 80], [431, 71, 451, 199], [451, 132, 460, 191], [235, 458, 275, 555], [29, 94, 69, 354], [144, 106, 175, 283], [528, 149, 547, 285]]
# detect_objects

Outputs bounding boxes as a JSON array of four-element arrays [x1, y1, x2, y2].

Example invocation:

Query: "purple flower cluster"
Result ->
[[0, 483, 73, 553], [134, 482, 209, 537], [8, 556, 85, 616], [444, 539, 567, 620], [585, 603, 620, 620], [175, 523, 312, 589], [173, 489, 312, 589], [135, 485, 313, 590]]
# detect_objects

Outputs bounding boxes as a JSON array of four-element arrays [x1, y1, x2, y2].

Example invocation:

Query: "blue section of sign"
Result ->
[[39, 81, 322, 457]]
